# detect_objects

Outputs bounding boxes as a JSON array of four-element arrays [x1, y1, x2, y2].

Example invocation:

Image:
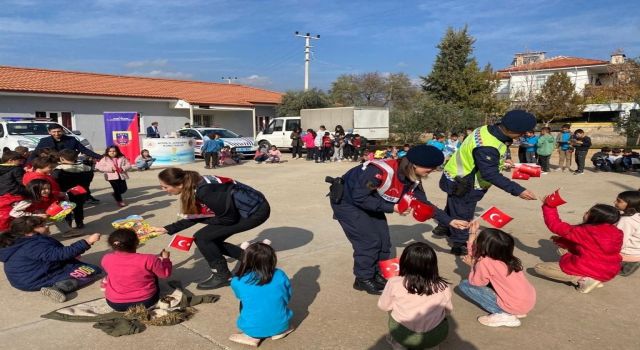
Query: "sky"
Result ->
[[0, 0, 639, 92]]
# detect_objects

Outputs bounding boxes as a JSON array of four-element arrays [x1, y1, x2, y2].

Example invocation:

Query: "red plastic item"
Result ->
[[379, 257, 400, 279], [480, 206, 513, 228], [397, 193, 413, 214]]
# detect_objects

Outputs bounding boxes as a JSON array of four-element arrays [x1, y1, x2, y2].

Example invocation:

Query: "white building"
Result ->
[[496, 52, 637, 145], [0, 66, 282, 149]]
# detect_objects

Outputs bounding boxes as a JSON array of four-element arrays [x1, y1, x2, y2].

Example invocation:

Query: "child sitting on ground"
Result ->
[[254, 145, 269, 164], [0, 216, 101, 302], [229, 241, 293, 347], [135, 149, 156, 171], [535, 200, 623, 293], [378, 242, 452, 350], [23, 154, 64, 200], [52, 149, 93, 230], [459, 222, 536, 328], [591, 147, 612, 172], [101, 228, 172, 311], [614, 191, 640, 276], [0, 150, 27, 196], [266, 145, 282, 163]]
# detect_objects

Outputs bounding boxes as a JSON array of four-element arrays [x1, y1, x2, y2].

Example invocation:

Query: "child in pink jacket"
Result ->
[[302, 129, 316, 161], [266, 145, 282, 163], [459, 222, 536, 328], [101, 228, 172, 311], [96, 145, 131, 207]]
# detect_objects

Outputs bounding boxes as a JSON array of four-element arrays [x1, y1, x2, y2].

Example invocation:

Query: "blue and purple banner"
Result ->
[[104, 112, 140, 164]]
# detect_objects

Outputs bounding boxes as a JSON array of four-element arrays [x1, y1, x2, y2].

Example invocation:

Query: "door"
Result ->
[[61, 112, 73, 130]]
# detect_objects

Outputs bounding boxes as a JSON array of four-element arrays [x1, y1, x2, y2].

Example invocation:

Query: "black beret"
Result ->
[[406, 145, 445, 168], [501, 110, 537, 133]]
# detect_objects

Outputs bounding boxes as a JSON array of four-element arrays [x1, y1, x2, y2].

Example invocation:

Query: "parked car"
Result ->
[[0, 117, 94, 152], [178, 127, 256, 157]]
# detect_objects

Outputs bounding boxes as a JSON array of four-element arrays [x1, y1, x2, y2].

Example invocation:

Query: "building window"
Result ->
[[35, 111, 47, 119], [535, 76, 547, 90]]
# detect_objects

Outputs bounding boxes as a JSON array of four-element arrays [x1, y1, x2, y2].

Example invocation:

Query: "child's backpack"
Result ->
[[201, 175, 265, 218]]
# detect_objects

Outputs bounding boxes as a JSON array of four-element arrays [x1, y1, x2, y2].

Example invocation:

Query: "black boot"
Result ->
[[450, 243, 468, 256], [353, 278, 383, 295], [41, 279, 80, 303], [432, 225, 450, 237], [373, 273, 387, 289], [197, 260, 232, 290]]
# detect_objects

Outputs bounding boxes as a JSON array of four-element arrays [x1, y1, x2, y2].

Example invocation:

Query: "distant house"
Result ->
[[0, 66, 282, 149], [497, 52, 638, 145]]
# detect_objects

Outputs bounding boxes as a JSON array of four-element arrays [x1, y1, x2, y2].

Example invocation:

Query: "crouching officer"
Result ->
[[433, 110, 538, 255], [329, 145, 469, 295]]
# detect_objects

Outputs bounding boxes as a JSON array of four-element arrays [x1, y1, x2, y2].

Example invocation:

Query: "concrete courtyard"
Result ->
[[1, 156, 639, 350]]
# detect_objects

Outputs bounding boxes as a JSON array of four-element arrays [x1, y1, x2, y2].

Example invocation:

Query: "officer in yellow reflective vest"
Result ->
[[433, 110, 538, 255]]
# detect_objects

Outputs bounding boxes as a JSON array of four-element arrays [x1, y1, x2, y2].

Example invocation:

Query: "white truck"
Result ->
[[255, 107, 389, 149]]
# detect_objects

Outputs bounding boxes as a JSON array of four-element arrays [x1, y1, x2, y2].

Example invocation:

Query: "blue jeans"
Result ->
[[458, 279, 503, 314]]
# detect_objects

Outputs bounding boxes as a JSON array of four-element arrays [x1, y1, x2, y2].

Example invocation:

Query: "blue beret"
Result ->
[[406, 145, 444, 168], [501, 110, 537, 133]]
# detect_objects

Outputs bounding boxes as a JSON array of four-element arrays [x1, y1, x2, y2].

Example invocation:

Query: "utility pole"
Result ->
[[221, 77, 237, 84], [295, 31, 320, 91]]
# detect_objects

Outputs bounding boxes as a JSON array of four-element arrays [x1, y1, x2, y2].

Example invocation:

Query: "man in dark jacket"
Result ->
[[434, 110, 538, 255], [28, 124, 102, 162], [146, 121, 161, 138]]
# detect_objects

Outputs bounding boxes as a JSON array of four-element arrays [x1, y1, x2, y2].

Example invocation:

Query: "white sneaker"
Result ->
[[477, 313, 521, 327], [541, 172, 548, 175], [577, 277, 603, 293]]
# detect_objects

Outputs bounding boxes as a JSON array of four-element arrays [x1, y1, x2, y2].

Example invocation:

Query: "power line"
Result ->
[[294, 31, 320, 91]]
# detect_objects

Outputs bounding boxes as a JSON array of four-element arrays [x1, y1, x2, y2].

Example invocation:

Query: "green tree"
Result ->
[[329, 72, 417, 108], [421, 26, 484, 107], [276, 88, 331, 117], [533, 72, 584, 125]]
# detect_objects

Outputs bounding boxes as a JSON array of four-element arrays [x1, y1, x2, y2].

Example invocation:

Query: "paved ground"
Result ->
[[1, 155, 639, 350]]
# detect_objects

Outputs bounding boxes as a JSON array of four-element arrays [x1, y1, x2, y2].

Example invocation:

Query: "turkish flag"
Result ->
[[45, 202, 63, 216], [397, 193, 414, 214], [68, 185, 88, 195], [411, 201, 435, 222], [379, 257, 400, 279], [518, 164, 541, 177], [168, 234, 194, 252], [480, 206, 513, 228], [545, 189, 567, 207], [512, 170, 530, 180]]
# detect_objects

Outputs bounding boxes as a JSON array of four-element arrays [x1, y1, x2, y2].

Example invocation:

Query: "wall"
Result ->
[[0, 95, 189, 150], [508, 67, 591, 99], [210, 110, 253, 137]]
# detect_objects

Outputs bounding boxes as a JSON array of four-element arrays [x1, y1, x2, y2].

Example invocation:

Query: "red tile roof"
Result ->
[[498, 56, 608, 73], [0, 66, 282, 107]]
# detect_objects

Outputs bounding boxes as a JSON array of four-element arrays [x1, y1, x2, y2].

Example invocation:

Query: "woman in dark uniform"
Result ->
[[331, 145, 469, 295], [151, 167, 270, 290]]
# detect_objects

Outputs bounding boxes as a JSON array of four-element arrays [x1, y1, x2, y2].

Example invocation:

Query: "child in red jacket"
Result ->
[[23, 155, 63, 200], [535, 201, 623, 293]]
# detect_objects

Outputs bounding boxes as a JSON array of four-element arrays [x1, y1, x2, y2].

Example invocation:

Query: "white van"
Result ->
[[255, 116, 301, 149]]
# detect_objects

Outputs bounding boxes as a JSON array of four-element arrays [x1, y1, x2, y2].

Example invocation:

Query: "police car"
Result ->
[[0, 117, 94, 152], [178, 127, 256, 157]]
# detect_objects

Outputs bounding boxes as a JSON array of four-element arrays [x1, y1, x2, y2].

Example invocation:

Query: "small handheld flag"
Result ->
[[545, 189, 567, 207], [480, 206, 513, 228], [168, 235, 194, 252], [379, 257, 400, 279]]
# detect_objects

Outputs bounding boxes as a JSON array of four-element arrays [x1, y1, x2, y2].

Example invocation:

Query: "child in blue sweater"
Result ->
[[229, 241, 294, 347], [0, 216, 102, 302]]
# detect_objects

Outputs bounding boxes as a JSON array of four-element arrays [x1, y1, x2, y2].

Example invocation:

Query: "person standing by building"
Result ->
[[146, 122, 161, 138], [433, 110, 538, 255], [571, 129, 592, 175], [556, 124, 573, 172]]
